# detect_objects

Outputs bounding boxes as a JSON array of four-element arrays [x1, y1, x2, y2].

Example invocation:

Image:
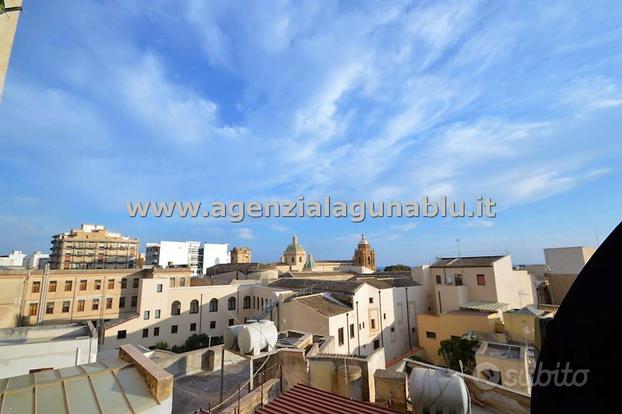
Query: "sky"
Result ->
[[1, 1, 621, 266]]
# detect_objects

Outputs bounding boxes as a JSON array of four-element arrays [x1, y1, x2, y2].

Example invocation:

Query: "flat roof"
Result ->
[[0, 323, 95, 346], [432, 256, 505, 268]]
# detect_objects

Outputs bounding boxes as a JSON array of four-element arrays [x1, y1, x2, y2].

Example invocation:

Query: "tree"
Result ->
[[384, 264, 411, 272], [184, 333, 210, 351], [438, 337, 479, 374], [149, 341, 169, 351]]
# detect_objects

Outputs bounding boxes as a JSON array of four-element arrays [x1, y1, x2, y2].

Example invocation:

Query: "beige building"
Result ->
[[0, 0, 22, 100], [275, 277, 426, 363], [281, 235, 308, 271], [543, 246, 595, 305], [0, 322, 98, 379], [231, 246, 252, 263], [417, 310, 503, 365], [353, 235, 376, 271], [49, 224, 139, 270], [503, 306, 555, 345], [414, 255, 536, 316], [0, 267, 190, 328]]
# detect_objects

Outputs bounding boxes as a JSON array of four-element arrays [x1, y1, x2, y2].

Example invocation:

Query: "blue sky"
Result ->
[[1, 1, 621, 266]]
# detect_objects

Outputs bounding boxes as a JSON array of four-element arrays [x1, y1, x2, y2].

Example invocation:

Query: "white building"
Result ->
[[544, 246, 595, 275], [0, 250, 26, 267], [201, 242, 230, 274], [146, 241, 202, 276], [0, 322, 98, 379], [23, 251, 49, 269]]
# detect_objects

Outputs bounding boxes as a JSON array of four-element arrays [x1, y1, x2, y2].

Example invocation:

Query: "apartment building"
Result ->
[[146, 240, 202, 275], [49, 224, 139, 270], [0, 267, 191, 328], [101, 278, 290, 351], [200, 242, 231, 274], [0, 250, 25, 267], [273, 277, 426, 363], [23, 251, 49, 269]]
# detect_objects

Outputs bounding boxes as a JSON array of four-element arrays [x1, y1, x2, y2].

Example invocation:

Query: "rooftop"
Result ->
[[461, 300, 508, 312], [0, 323, 95, 346], [270, 278, 363, 294], [294, 294, 352, 317], [481, 342, 523, 360], [0, 345, 173, 413], [432, 256, 505, 268], [256, 384, 400, 414]]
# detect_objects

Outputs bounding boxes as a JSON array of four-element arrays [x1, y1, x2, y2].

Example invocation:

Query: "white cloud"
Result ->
[[235, 227, 256, 240]]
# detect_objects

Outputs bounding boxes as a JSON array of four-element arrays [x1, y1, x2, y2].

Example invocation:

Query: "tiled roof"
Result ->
[[270, 278, 363, 294], [294, 294, 352, 317], [356, 277, 421, 289], [257, 384, 400, 414], [432, 256, 505, 268], [461, 300, 509, 312]]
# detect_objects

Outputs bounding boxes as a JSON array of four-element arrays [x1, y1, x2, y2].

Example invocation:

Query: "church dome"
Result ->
[[285, 235, 306, 253], [303, 255, 317, 271]]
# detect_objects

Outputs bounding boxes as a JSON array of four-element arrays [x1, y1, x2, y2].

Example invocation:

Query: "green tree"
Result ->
[[384, 264, 411, 272], [184, 334, 210, 351], [438, 337, 479, 374], [149, 341, 169, 351]]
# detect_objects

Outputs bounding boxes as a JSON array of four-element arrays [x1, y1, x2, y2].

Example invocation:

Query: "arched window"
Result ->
[[243, 295, 251, 309], [299, 256, 302, 262], [228, 297, 236, 310], [171, 301, 181, 316], [209, 298, 218, 312], [190, 299, 199, 314], [261, 298, 264, 308], [253, 296, 256, 309]]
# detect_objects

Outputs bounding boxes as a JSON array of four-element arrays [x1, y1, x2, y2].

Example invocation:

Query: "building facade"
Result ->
[[0, 0, 22, 99], [353, 235, 376, 271], [200, 243, 230, 274], [146, 241, 202, 276], [231, 246, 252, 264], [281, 236, 308, 271], [0, 250, 25, 267], [23, 251, 49, 269], [49, 224, 139, 270]]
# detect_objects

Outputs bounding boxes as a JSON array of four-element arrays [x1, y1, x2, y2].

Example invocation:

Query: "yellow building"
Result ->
[[231, 246, 252, 264], [0, 267, 190, 328], [474, 341, 531, 394], [49, 224, 139, 270]]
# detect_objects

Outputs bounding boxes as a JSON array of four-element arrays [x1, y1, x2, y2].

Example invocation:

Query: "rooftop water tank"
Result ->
[[224, 320, 278, 356], [408, 367, 471, 414]]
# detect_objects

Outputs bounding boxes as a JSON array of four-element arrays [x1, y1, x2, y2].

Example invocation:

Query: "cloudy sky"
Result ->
[[1, 1, 621, 266]]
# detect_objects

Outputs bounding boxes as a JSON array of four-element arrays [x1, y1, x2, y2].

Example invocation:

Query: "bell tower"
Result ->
[[353, 234, 376, 271]]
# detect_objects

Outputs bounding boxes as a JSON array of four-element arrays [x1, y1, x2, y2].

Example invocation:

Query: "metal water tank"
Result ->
[[408, 367, 471, 414], [224, 325, 245, 350]]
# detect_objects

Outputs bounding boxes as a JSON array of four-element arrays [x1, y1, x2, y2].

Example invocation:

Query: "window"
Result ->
[[77, 300, 85, 312], [157, 284, 163, 293], [94, 280, 101, 290], [49, 281, 57, 292], [369, 297, 374, 304], [142, 328, 149, 338], [171, 325, 178, 334], [455, 275, 463, 286], [338, 327, 344, 346], [243, 296, 251, 309], [154, 327, 160, 337], [209, 299, 218, 312], [228, 297, 236, 311], [425, 331, 437, 339], [190, 300, 199, 314], [155, 309, 161, 319], [117, 330, 126, 339], [46, 302, 54, 314], [108, 279, 114, 289], [80, 280, 87, 290], [371, 319, 376, 330], [92, 299, 100, 310], [374, 339, 381, 350], [180, 278, 186, 287], [121, 278, 127, 289], [144, 310, 150, 320], [171, 301, 181, 316], [261, 298, 264, 308], [477, 274, 486, 286], [228, 319, 234, 326], [62, 301, 70, 313], [119, 297, 126, 308], [210, 321, 216, 329], [350, 324, 355, 338], [383, 313, 386, 320], [435, 275, 442, 285], [169, 278, 176, 288], [106, 298, 113, 309], [190, 323, 197, 332], [64, 280, 72, 291], [29, 303, 38, 316], [131, 296, 137, 307], [32, 281, 41, 293], [132, 278, 139, 288], [252, 297, 256, 309]]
